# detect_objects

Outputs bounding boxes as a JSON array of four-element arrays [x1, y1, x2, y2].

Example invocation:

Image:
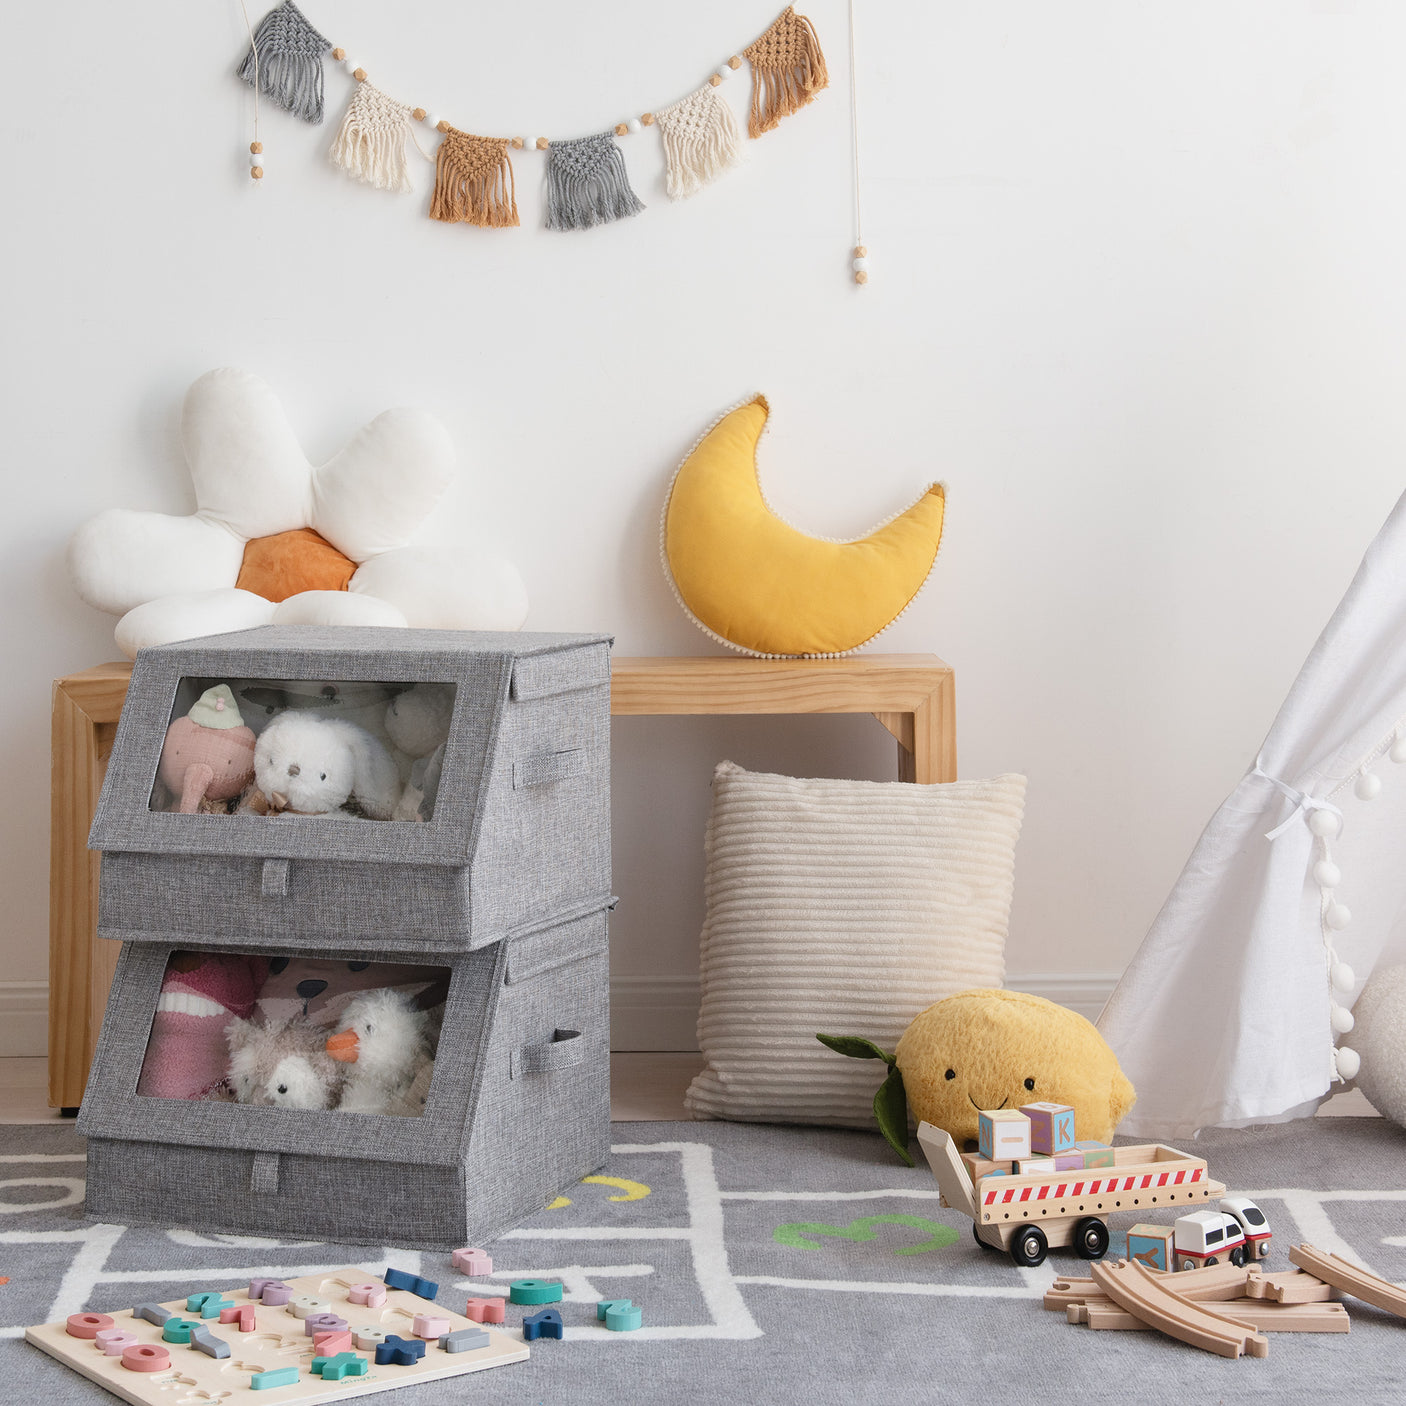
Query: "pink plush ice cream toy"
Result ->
[[157, 684, 256, 814], [136, 951, 266, 1099]]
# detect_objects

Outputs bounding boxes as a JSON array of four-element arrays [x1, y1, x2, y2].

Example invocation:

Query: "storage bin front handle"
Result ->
[[513, 748, 590, 790], [511, 1028, 587, 1078]]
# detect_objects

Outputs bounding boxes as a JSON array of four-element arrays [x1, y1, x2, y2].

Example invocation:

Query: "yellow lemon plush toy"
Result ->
[[819, 989, 1136, 1165]]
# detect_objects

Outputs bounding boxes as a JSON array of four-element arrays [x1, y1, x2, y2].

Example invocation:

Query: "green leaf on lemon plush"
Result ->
[[873, 1063, 914, 1166], [772, 1214, 957, 1256], [815, 1033, 896, 1065]]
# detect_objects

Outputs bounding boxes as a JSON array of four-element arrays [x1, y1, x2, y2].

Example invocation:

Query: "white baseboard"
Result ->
[[609, 972, 1121, 1052], [0, 982, 48, 1057]]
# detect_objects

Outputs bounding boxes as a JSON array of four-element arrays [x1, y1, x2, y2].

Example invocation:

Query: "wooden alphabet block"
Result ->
[[978, 1109, 1032, 1161], [1127, 1222, 1176, 1273], [1021, 1101, 1076, 1155], [1075, 1140, 1114, 1168]]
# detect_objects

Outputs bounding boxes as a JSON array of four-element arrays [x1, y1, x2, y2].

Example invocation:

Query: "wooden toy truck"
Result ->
[[916, 1122, 1226, 1268]]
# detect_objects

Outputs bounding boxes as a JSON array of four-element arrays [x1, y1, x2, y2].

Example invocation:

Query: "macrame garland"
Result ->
[[430, 128, 519, 228], [237, 0, 331, 124], [743, 5, 829, 139], [544, 133, 644, 231], [656, 84, 743, 200], [329, 81, 419, 193]]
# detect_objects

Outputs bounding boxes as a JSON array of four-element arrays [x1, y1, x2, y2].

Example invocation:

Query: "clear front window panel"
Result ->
[[136, 952, 450, 1118], [149, 677, 455, 821]]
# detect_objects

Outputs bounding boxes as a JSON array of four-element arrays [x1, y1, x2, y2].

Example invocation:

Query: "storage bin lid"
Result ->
[[90, 625, 611, 867]]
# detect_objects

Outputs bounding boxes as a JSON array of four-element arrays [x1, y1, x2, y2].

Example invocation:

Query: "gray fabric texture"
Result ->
[[90, 626, 612, 953], [5, 1118, 1406, 1403], [78, 911, 611, 1245]]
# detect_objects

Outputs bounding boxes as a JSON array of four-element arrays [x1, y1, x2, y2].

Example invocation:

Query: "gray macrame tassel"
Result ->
[[237, 0, 332, 125], [544, 133, 645, 231]]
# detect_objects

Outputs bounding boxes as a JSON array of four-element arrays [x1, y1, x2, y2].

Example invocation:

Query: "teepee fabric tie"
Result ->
[[1251, 762, 1343, 841]]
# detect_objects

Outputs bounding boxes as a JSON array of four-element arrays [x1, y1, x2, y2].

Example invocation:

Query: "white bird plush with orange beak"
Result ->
[[325, 988, 433, 1115]]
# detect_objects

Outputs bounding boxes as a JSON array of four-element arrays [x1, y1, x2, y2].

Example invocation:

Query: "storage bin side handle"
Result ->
[[513, 748, 589, 789], [511, 1028, 587, 1078]]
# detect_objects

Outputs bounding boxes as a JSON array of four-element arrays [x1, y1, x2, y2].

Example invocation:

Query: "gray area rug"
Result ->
[[2, 1117, 1405, 1403]]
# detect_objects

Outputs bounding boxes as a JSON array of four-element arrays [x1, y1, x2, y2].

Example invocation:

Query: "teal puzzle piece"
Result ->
[[312, 1352, 368, 1380], [161, 1318, 201, 1344], [251, 1366, 300, 1390], [186, 1292, 235, 1320]]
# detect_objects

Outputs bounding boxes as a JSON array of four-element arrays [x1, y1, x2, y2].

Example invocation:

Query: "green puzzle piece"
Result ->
[[312, 1352, 368, 1380], [161, 1317, 202, 1343], [186, 1291, 234, 1319], [772, 1214, 959, 1256]]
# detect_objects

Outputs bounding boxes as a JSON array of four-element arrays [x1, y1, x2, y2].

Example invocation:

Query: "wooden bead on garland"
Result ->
[[413, 108, 427, 121], [852, 244, 868, 285], [627, 117, 642, 133], [535, 137, 549, 149], [615, 123, 628, 136], [331, 47, 345, 60], [353, 67, 367, 82], [640, 112, 654, 126], [250, 139, 264, 182]]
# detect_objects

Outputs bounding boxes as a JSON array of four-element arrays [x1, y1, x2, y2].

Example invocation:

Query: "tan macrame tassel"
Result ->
[[656, 84, 743, 199], [743, 5, 829, 138], [430, 127, 519, 228], [329, 81, 416, 193]]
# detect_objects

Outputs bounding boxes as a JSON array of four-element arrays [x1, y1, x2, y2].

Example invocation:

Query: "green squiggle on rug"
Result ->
[[772, 1215, 959, 1256]]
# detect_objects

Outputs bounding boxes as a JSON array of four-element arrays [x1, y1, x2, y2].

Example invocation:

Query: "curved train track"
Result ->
[[1090, 1258, 1270, 1358]]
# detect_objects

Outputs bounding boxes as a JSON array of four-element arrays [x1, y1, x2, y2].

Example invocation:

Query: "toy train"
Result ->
[[1132, 1198, 1273, 1272]]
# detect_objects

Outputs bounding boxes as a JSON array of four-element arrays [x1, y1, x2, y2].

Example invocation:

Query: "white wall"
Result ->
[[7, 1, 1406, 1053]]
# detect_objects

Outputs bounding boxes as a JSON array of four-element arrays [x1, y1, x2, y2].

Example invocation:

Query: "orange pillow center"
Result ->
[[236, 528, 356, 603]]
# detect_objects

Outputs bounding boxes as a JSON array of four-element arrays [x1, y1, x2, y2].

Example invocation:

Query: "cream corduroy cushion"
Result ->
[[684, 762, 1027, 1127]]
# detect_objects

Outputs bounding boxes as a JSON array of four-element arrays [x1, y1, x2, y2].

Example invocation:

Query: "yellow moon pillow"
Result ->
[[661, 395, 946, 657]]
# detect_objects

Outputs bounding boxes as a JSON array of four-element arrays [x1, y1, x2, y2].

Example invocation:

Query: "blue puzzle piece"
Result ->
[[438, 1326, 490, 1354], [383, 1268, 439, 1301], [605, 1302, 642, 1332], [251, 1366, 300, 1390], [133, 1303, 173, 1326], [374, 1334, 427, 1367], [186, 1292, 235, 1320], [311, 1352, 369, 1380], [161, 1318, 202, 1344], [522, 1309, 564, 1341], [189, 1326, 231, 1359]]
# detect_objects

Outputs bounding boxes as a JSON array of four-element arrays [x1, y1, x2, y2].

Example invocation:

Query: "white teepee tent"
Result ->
[[1099, 488, 1406, 1138]]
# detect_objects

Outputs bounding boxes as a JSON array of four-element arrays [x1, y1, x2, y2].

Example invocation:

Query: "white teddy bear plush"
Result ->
[[252, 711, 402, 819]]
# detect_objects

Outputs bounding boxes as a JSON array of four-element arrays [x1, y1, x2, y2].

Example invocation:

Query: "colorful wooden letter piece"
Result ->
[[313, 1330, 353, 1354], [121, 1344, 171, 1373], [133, 1303, 173, 1326], [303, 1312, 348, 1336], [353, 1327, 388, 1350], [161, 1317, 202, 1344], [439, 1326, 490, 1353], [383, 1268, 439, 1300], [451, 1248, 493, 1275], [186, 1291, 235, 1319], [219, 1304, 257, 1332], [247, 1278, 280, 1300], [190, 1326, 231, 1358], [509, 1279, 562, 1305], [598, 1299, 643, 1331], [374, 1334, 427, 1366], [261, 1284, 293, 1306], [311, 1351, 369, 1380], [464, 1298, 506, 1324], [288, 1295, 330, 1320], [412, 1313, 452, 1339], [348, 1282, 386, 1308], [94, 1329, 138, 1357], [65, 1312, 115, 1339], [251, 1365, 300, 1389], [522, 1308, 564, 1341]]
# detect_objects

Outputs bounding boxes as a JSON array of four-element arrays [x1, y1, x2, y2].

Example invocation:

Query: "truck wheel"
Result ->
[[972, 1224, 998, 1253], [1229, 1246, 1246, 1267], [1073, 1217, 1109, 1260], [1205, 1256, 1218, 1267], [1010, 1226, 1048, 1268]]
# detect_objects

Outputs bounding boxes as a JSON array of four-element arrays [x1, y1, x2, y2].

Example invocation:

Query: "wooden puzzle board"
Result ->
[[25, 1266, 529, 1406]]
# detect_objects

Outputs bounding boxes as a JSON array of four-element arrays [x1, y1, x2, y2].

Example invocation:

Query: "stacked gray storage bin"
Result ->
[[77, 625, 613, 1249]]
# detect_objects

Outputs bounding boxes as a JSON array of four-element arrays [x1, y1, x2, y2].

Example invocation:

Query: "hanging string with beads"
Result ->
[[847, 0, 868, 284], [238, 0, 265, 182]]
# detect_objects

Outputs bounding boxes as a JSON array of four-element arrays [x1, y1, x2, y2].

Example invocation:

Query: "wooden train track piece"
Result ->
[[1045, 1262, 1260, 1312], [1242, 1268, 1341, 1304], [1090, 1258, 1269, 1358], [1289, 1244, 1406, 1319], [1069, 1299, 1349, 1334]]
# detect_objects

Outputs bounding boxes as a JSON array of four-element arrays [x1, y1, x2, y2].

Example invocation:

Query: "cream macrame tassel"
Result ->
[[656, 84, 743, 200], [329, 81, 417, 193]]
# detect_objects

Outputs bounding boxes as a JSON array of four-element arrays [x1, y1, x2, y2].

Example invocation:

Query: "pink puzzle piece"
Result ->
[[66, 1313, 115, 1339], [412, 1314, 452, 1340], [464, 1299, 506, 1324], [452, 1249, 493, 1276], [313, 1330, 354, 1355], [347, 1283, 387, 1308], [94, 1329, 137, 1357], [219, 1304, 257, 1332]]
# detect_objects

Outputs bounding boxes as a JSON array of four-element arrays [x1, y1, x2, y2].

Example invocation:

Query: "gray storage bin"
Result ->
[[77, 624, 615, 1247], [89, 625, 613, 952], [79, 909, 611, 1247]]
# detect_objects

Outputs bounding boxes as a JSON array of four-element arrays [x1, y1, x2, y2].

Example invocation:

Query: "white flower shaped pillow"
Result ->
[[69, 368, 529, 657]]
